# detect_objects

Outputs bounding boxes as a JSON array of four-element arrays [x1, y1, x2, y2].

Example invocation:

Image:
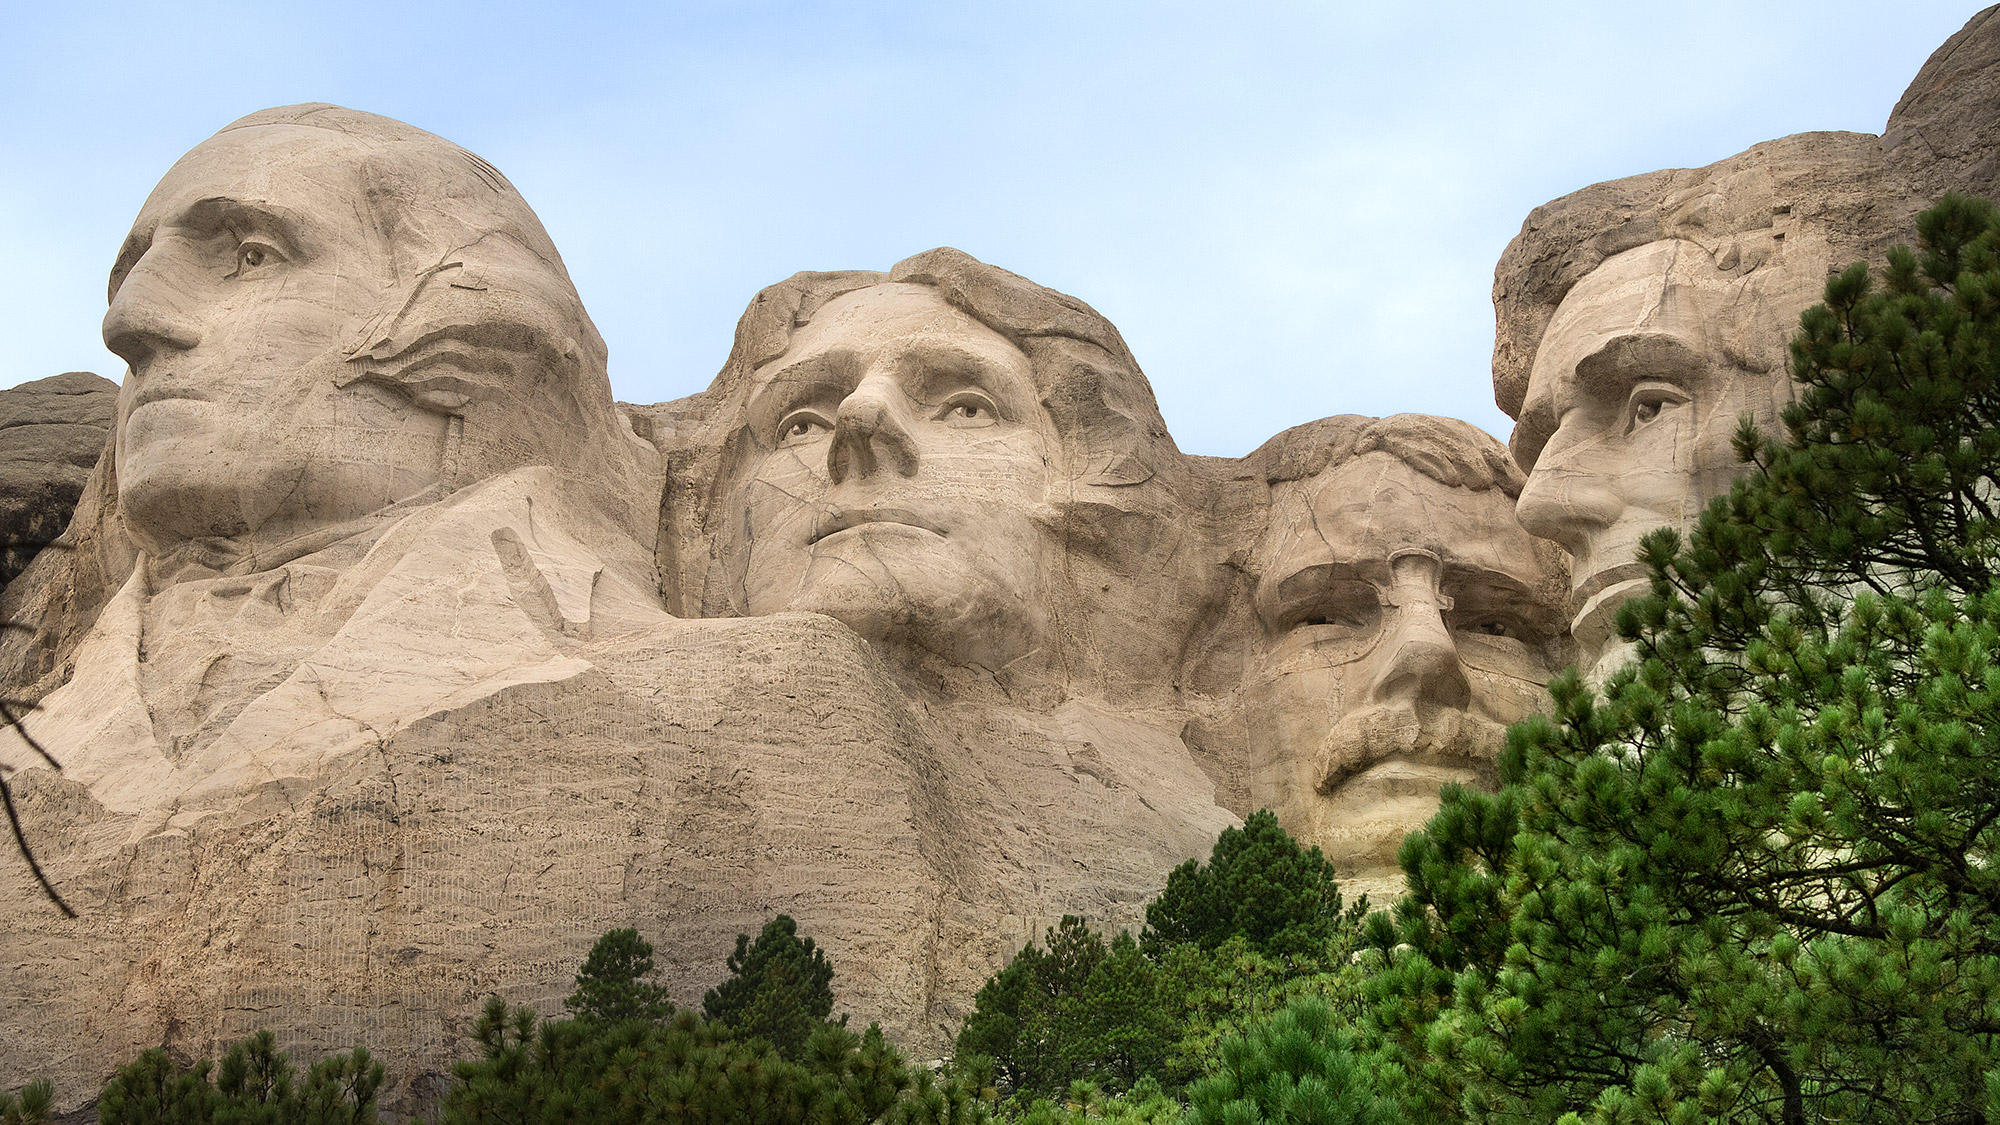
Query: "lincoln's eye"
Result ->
[[955, 404, 980, 420], [242, 246, 266, 268], [1634, 400, 1661, 423]]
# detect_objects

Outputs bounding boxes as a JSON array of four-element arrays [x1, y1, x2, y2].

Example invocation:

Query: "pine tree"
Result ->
[[1141, 810, 1352, 959], [1184, 996, 1395, 1125], [564, 927, 675, 1024], [701, 914, 838, 1060], [0, 1080, 53, 1125], [1377, 193, 2000, 1124]]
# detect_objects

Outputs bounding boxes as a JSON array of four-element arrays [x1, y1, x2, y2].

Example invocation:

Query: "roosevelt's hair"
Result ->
[[1248, 413, 1525, 500]]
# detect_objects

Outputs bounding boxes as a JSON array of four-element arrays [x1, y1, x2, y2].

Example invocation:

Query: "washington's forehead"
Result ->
[[140, 125, 368, 219]]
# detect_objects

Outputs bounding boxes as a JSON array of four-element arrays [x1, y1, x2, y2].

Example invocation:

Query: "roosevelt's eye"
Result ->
[[777, 410, 833, 447], [1625, 381, 1690, 434], [228, 239, 285, 279], [937, 394, 999, 429]]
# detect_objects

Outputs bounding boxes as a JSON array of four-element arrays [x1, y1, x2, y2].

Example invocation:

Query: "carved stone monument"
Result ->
[[3, 6, 1997, 1114]]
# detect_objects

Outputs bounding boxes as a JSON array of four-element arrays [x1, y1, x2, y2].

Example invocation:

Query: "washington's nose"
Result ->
[[827, 377, 918, 485], [103, 255, 203, 370], [1364, 553, 1471, 711], [1514, 437, 1624, 555]]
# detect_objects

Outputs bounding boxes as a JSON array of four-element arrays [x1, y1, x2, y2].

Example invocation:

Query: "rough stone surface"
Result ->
[[1491, 6, 2000, 678], [1886, 5, 2000, 205], [11, 9, 1995, 1110], [0, 372, 115, 586]]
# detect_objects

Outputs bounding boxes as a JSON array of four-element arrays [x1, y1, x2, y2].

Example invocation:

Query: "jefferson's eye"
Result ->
[[937, 394, 999, 429], [777, 411, 832, 446]]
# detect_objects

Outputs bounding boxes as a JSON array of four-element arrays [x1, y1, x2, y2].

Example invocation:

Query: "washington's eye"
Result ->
[[229, 239, 283, 278], [777, 411, 832, 446], [937, 394, 999, 429]]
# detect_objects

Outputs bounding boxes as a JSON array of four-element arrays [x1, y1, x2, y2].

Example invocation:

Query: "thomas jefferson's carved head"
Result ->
[[103, 104, 645, 563], [675, 249, 1208, 693]]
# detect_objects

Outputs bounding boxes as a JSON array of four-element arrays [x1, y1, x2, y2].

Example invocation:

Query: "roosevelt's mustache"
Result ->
[[1314, 705, 1509, 795]]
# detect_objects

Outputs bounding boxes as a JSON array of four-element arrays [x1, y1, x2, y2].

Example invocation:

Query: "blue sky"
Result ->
[[0, 2, 1983, 455]]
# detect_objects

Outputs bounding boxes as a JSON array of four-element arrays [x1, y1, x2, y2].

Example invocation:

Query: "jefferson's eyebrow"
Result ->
[[745, 351, 858, 429], [887, 338, 1027, 405]]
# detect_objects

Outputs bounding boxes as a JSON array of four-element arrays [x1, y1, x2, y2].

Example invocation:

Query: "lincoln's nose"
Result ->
[[1514, 439, 1624, 557], [827, 376, 919, 484]]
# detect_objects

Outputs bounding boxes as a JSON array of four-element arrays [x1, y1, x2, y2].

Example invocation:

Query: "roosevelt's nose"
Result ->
[[1514, 429, 1624, 555], [1364, 552, 1471, 711], [102, 250, 203, 371], [827, 375, 919, 485]]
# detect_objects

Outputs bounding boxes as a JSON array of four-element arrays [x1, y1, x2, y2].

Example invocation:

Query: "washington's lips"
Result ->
[[128, 382, 211, 411], [809, 508, 947, 545]]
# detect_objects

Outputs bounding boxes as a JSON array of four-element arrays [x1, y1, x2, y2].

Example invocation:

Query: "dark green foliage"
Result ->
[[0, 1079, 53, 1125], [959, 815, 1369, 1108], [1185, 997, 1395, 1125], [1141, 810, 1354, 959], [440, 995, 992, 1125], [98, 1034, 381, 1125], [1375, 193, 2000, 1122], [702, 915, 839, 1060], [564, 926, 675, 1024]]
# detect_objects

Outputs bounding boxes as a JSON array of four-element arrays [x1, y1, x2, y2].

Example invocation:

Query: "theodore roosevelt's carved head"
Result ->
[[1244, 415, 1566, 889]]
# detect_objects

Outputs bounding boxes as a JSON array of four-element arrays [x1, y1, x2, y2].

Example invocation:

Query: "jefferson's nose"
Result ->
[[1514, 429, 1624, 555], [1364, 552, 1471, 710], [827, 376, 919, 484]]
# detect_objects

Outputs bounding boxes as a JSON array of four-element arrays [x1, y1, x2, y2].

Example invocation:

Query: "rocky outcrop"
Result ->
[[0, 372, 114, 586]]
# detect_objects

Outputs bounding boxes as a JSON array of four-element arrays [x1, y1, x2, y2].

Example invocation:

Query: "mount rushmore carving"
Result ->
[[5, 6, 2000, 1110]]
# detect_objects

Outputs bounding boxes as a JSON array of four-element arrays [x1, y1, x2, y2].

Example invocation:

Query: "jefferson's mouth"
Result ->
[[809, 509, 947, 545]]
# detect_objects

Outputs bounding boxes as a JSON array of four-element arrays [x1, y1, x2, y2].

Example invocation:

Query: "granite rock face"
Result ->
[[1493, 5, 2000, 680], [0, 372, 114, 586], [7, 8, 1998, 1113]]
